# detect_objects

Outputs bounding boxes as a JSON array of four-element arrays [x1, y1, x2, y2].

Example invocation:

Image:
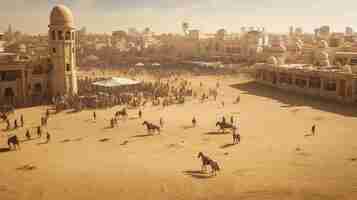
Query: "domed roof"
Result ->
[[267, 56, 278, 65], [318, 40, 329, 49], [50, 5, 74, 27], [318, 51, 329, 59]]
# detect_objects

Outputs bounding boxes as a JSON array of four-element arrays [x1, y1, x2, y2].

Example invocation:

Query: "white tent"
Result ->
[[152, 62, 161, 66], [85, 54, 99, 61], [135, 62, 145, 67], [92, 77, 141, 88]]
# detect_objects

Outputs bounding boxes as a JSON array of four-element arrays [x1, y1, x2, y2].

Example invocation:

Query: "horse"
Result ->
[[197, 152, 220, 176], [8, 135, 20, 150], [216, 121, 236, 133], [142, 121, 160, 134], [115, 108, 128, 119]]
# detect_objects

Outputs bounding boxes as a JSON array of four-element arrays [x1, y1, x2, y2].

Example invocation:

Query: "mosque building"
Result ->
[[0, 5, 78, 106]]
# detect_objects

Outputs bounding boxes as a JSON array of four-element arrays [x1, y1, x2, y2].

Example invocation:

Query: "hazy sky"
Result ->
[[1, 0, 357, 34]]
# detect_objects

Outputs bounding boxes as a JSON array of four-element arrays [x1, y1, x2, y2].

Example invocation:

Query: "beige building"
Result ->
[[48, 5, 78, 97], [0, 4, 78, 107]]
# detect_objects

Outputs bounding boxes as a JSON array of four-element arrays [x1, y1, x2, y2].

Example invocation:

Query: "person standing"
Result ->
[[14, 119, 18, 129], [46, 132, 51, 143], [25, 129, 31, 140], [138, 109, 142, 118], [230, 116, 234, 125], [312, 124, 316, 136], [46, 109, 50, 118], [159, 117, 164, 128], [37, 126, 42, 138], [6, 119, 10, 130], [20, 115, 24, 127], [222, 116, 226, 124], [93, 111, 97, 121], [192, 117, 197, 127]]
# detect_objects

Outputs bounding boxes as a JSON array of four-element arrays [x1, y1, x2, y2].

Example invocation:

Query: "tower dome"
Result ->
[[318, 40, 329, 49], [267, 56, 278, 66], [50, 5, 74, 27]]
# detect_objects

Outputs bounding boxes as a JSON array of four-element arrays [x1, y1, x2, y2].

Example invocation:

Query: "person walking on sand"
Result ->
[[6, 119, 10, 130], [37, 126, 42, 138], [138, 109, 142, 118], [46, 132, 51, 143], [25, 129, 31, 140], [222, 116, 226, 125], [93, 111, 97, 121], [46, 109, 50, 118], [20, 115, 24, 127], [14, 119, 18, 129], [192, 117, 197, 127], [160, 117, 164, 128], [312, 124, 316, 136]]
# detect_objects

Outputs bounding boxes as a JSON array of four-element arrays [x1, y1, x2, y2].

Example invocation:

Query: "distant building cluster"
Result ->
[[254, 25, 357, 103], [2, 5, 357, 105]]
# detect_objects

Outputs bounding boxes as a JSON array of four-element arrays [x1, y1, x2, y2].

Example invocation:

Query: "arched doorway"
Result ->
[[4, 87, 15, 105], [32, 83, 43, 105], [34, 83, 42, 94]]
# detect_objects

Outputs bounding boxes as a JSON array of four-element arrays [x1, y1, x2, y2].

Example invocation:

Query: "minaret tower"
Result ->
[[48, 5, 78, 97]]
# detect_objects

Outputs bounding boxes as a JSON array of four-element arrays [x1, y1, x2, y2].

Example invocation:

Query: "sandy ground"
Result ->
[[1, 74, 357, 200]]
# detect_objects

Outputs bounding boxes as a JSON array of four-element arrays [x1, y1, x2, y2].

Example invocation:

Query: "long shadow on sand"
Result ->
[[204, 131, 230, 135], [220, 143, 235, 149], [37, 141, 49, 145], [0, 148, 11, 153], [181, 125, 194, 130], [230, 81, 357, 118], [132, 134, 153, 138], [182, 170, 214, 179], [19, 138, 38, 143]]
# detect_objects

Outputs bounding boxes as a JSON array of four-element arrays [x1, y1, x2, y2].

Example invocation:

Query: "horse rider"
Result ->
[[222, 116, 226, 125]]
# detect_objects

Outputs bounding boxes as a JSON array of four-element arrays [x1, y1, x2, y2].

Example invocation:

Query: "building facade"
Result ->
[[0, 4, 78, 107]]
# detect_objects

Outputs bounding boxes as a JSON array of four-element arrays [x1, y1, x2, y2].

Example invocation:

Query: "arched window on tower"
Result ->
[[65, 31, 71, 40], [66, 64, 71, 71], [58, 31, 63, 40], [51, 30, 56, 40], [71, 32, 75, 40]]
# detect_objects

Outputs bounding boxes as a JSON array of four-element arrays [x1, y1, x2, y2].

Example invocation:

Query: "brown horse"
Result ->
[[142, 121, 160, 134], [115, 108, 128, 119], [197, 152, 220, 176], [216, 121, 235, 133]]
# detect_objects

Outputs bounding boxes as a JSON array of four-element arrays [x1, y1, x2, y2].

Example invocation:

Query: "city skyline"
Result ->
[[2, 0, 357, 34]]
